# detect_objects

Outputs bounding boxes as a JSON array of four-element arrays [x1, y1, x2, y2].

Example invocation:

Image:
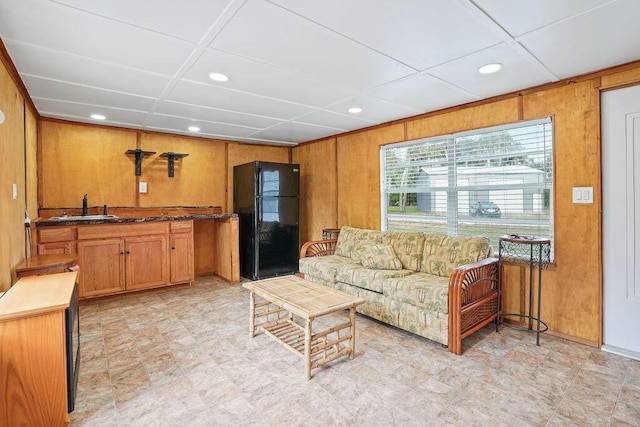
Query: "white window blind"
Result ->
[[381, 117, 553, 254]]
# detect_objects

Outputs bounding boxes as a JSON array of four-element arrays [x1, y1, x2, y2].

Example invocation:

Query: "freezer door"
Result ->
[[256, 196, 299, 279], [258, 162, 299, 197]]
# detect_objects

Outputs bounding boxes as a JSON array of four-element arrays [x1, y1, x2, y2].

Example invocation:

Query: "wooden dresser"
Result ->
[[0, 272, 78, 426]]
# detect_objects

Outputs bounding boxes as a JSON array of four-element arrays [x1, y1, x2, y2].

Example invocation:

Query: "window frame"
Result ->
[[380, 117, 554, 255]]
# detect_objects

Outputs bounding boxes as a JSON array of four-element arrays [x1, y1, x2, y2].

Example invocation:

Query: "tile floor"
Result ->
[[71, 275, 640, 427]]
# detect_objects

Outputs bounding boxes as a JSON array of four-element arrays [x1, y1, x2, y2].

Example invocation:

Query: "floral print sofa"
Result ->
[[299, 226, 499, 354]]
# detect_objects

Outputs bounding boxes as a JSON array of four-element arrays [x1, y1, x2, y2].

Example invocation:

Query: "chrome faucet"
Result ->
[[82, 194, 88, 216]]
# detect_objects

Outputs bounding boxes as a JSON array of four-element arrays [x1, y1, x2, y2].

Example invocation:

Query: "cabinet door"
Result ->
[[170, 232, 194, 283], [78, 239, 125, 297], [125, 235, 169, 290]]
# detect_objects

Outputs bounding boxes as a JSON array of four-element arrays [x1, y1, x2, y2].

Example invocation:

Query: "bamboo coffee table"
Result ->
[[242, 275, 365, 380]]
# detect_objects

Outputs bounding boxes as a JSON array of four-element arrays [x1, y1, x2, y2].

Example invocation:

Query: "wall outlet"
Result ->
[[572, 186, 593, 203], [139, 182, 148, 193]]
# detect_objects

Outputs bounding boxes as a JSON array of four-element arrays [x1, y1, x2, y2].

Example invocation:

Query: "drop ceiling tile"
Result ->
[[51, 0, 235, 42], [144, 114, 257, 138], [248, 121, 344, 144], [4, 41, 171, 97], [167, 80, 314, 120], [183, 48, 357, 107], [154, 101, 281, 129], [270, 0, 503, 70], [0, 0, 196, 75], [33, 98, 148, 128], [23, 75, 157, 112], [427, 44, 553, 98], [327, 95, 422, 124], [517, 1, 640, 78], [209, 0, 415, 90], [294, 110, 374, 131], [366, 74, 477, 113], [472, 0, 614, 37]]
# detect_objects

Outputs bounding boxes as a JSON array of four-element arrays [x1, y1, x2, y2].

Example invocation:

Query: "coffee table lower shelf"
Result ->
[[259, 316, 354, 371]]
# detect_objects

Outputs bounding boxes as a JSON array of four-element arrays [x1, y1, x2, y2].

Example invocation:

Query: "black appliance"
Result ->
[[65, 282, 80, 412], [234, 161, 300, 280]]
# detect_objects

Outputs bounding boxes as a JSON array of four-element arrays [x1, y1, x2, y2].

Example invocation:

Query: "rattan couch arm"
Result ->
[[299, 239, 337, 259], [447, 257, 499, 355]]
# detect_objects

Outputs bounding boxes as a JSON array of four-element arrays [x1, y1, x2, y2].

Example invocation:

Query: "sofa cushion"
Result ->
[[382, 231, 425, 271], [335, 263, 413, 293], [421, 234, 490, 277], [359, 244, 403, 270], [382, 272, 451, 314], [335, 226, 384, 261], [298, 254, 355, 283]]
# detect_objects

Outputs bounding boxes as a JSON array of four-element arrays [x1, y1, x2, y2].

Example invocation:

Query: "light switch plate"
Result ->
[[139, 182, 148, 193], [12, 183, 17, 200], [573, 186, 593, 203]]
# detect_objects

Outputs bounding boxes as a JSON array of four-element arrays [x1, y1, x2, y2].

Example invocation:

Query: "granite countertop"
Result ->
[[35, 213, 237, 227]]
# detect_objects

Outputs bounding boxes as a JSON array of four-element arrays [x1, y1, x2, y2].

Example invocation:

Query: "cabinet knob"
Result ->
[[120, 251, 124, 255]]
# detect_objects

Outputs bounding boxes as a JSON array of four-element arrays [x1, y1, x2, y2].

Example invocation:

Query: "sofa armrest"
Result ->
[[447, 257, 499, 355], [299, 239, 337, 259]]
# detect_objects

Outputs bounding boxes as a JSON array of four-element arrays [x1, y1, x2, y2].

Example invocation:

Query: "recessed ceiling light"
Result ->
[[208, 72, 229, 82], [90, 114, 106, 120], [188, 126, 200, 132], [348, 107, 362, 114], [478, 63, 503, 74]]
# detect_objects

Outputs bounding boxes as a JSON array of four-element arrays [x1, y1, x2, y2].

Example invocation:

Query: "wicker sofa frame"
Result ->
[[300, 238, 499, 355]]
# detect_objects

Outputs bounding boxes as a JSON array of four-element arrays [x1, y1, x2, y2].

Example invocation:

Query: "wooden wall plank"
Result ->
[[292, 137, 337, 242], [138, 133, 226, 208], [0, 59, 27, 291], [336, 124, 405, 230], [39, 121, 138, 208]]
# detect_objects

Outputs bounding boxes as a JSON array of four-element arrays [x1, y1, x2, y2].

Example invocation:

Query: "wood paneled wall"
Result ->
[[292, 65, 640, 347], [0, 55, 32, 291], [292, 137, 338, 242]]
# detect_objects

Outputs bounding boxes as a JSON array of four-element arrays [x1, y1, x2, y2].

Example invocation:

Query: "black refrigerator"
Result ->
[[233, 161, 300, 280]]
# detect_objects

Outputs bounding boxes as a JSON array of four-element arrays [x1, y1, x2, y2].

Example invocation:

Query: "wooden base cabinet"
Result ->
[[170, 221, 194, 284], [125, 235, 169, 290]]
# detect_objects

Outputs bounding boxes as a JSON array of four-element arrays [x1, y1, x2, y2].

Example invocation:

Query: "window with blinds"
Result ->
[[381, 117, 553, 254]]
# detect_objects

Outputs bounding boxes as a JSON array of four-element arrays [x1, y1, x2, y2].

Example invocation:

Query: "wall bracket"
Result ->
[[160, 152, 189, 177], [126, 149, 156, 176]]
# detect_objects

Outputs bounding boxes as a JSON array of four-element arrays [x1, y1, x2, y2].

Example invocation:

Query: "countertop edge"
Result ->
[[35, 213, 238, 227]]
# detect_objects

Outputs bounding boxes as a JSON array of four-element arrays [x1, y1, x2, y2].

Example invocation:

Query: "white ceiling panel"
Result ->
[[51, 0, 237, 42], [518, 0, 640, 78], [167, 80, 314, 120], [0, 0, 196, 75], [0, 0, 638, 145], [268, 0, 504, 71], [366, 74, 477, 113], [327, 95, 422, 124], [294, 110, 375, 131], [248, 121, 344, 144], [183, 48, 357, 107], [153, 101, 281, 130], [209, 0, 416, 90], [144, 114, 257, 139], [23, 76, 157, 112], [428, 44, 553, 98], [34, 98, 149, 128], [4, 41, 171, 98], [472, 0, 614, 37]]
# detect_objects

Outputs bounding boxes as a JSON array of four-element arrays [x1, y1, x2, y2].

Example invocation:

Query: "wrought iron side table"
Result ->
[[497, 235, 551, 345]]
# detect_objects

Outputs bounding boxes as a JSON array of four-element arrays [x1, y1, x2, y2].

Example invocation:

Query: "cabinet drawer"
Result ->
[[38, 227, 76, 243], [170, 220, 193, 233]]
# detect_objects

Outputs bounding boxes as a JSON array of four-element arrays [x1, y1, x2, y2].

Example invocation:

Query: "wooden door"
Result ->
[[125, 235, 168, 290], [77, 238, 124, 297], [170, 232, 194, 283], [602, 84, 640, 359]]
